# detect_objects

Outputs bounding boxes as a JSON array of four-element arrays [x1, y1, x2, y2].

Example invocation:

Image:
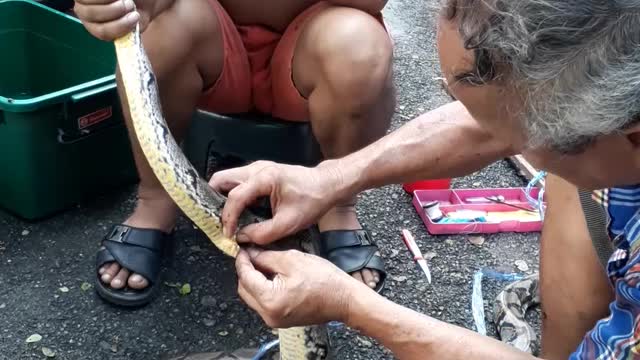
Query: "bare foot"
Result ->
[[317, 205, 381, 290]]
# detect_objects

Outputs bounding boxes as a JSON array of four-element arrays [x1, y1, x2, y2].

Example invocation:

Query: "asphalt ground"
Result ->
[[0, 0, 541, 358]]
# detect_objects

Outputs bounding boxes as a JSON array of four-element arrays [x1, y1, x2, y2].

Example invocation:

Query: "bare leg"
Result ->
[[539, 173, 614, 359], [292, 6, 395, 288], [99, 0, 225, 290]]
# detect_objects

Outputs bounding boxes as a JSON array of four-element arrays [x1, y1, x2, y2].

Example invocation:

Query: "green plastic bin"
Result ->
[[0, 0, 138, 220]]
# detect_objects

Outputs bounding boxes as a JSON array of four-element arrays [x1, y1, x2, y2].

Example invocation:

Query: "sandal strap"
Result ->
[[318, 229, 376, 255], [103, 224, 169, 251], [96, 225, 171, 284], [317, 229, 386, 276]]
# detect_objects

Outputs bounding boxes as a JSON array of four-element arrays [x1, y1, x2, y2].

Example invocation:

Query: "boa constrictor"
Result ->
[[113, 21, 331, 360]]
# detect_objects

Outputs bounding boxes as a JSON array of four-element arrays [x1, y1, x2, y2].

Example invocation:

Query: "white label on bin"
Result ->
[[78, 107, 113, 130]]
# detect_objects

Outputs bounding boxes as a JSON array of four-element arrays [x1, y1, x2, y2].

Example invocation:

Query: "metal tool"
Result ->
[[401, 229, 431, 283]]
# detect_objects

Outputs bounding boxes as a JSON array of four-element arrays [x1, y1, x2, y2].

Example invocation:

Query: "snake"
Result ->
[[494, 273, 540, 355], [113, 20, 331, 360]]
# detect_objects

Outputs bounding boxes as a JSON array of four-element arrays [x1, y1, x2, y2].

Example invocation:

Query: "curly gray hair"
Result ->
[[442, 0, 640, 153]]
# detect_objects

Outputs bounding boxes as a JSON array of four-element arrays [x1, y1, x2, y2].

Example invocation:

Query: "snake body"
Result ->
[[494, 273, 540, 354], [113, 24, 330, 360]]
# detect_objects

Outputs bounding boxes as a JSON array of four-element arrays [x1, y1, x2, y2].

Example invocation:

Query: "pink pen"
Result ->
[[401, 229, 432, 284]]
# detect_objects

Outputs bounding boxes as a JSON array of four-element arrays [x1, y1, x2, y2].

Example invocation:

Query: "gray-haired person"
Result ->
[[210, 1, 640, 359]]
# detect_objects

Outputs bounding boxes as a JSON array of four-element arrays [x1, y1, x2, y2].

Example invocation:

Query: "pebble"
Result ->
[[468, 236, 485, 246], [200, 296, 217, 307], [218, 331, 229, 337], [21, 230, 29, 236], [0, 303, 5, 309], [189, 245, 204, 253], [359, 339, 373, 348], [389, 249, 400, 258], [203, 318, 216, 327], [515, 260, 529, 272], [392, 275, 408, 282], [99, 341, 111, 351], [444, 239, 455, 246], [59, 287, 69, 293], [219, 303, 228, 310], [424, 252, 437, 260]]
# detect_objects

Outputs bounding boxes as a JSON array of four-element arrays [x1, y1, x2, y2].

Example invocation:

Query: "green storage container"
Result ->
[[0, 0, 138, 220]]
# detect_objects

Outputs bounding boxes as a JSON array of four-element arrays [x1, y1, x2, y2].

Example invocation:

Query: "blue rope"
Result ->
[[251, 339, 279, 360], [524, 170, 547, 220]]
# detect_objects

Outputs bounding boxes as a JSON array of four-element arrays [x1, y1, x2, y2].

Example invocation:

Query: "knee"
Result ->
[[308, 8, 394, 109], [125, 0, 222, 82]]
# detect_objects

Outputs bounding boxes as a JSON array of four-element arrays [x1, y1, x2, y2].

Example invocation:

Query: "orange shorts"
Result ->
[[198, 1, 387, 122]]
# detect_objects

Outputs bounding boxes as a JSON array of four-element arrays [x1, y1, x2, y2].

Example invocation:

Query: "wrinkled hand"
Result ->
[[235, 247, 355, 328], [209, 160, 344, 245], [74, 0, 155, 41]]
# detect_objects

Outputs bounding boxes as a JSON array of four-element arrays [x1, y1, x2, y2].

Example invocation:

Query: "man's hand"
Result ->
[[73, 0, 162, 41], [234, 248, 357, 328], [209, 160, 347, 245]]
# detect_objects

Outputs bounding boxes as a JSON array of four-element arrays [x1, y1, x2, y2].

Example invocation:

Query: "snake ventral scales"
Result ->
[[113, 21, 330, 360]]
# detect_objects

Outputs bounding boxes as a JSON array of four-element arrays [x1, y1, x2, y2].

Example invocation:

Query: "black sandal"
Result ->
[[313, 227, 387, 293], [95, 224, 173, 307]]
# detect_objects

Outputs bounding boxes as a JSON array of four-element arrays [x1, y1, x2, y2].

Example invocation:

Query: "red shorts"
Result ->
[[198, 1, 387, 122]]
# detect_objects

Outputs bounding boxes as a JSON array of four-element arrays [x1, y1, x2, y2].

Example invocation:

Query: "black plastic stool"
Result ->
[[183, 109, 323, 179]]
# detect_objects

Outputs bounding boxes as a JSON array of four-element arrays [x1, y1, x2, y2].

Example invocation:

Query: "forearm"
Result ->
[[346, 285, 540, 360], [327, 0, 387, 13], [324, 101, 514, 199]]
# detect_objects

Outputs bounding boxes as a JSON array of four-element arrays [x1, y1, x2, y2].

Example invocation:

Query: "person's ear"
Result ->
[[624, 123, 640, 147]]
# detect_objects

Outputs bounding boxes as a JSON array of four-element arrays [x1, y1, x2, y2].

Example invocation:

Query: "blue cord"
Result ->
[[251, 339, 279, 360], [524, 170, 547, 220]]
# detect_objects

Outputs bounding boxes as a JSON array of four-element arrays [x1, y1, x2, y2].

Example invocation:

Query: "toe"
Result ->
[[351, 271, 364, 284], [110, 268, 130, 289], [101, 262, 120, 284], [128, 273, 149, 289], [361, 269, 378, 289]]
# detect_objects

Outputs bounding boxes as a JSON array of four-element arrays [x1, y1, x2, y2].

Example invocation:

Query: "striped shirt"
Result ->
[[571, 185, 640, 359]]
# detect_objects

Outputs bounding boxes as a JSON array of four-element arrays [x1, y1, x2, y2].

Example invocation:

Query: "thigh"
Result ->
[[116, 0, 227, 142], [269, 2, 392, 122], [137, 0, 224, 88], [539, 173, 614, 359], [135, 0, 251, 116]]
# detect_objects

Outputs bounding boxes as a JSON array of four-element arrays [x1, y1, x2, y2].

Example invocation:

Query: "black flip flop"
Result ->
[[313, 227, 387, 293], [95, 224, 173, 307]]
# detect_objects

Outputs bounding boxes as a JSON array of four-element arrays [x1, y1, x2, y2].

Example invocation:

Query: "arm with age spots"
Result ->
[[348, 286, 541, 359], [234, 248, 541, 360], [210, 101, 515, 245], [333, 100, 515, 201]]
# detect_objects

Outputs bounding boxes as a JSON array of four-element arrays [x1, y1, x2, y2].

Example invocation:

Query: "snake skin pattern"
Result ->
[[113, 21, 331, 360], [494, 273, 540, 354]]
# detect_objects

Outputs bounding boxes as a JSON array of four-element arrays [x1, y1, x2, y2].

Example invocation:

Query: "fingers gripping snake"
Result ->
[[113, 22, 331, 360]]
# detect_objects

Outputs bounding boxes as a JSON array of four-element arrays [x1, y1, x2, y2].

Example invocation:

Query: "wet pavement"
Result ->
[[0, 1, 541, 359]]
